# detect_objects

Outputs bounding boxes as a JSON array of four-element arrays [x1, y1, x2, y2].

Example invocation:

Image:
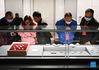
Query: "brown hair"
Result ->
[[22, 15, 35, 26]]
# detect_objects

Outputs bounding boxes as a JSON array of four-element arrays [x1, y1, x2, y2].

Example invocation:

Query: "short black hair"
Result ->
[[64, 12, 72, 18], [85, 8, 94, 16], [32, 11, 41, 17], [5, 11, 13, 17], [15, 13, 19, 16]]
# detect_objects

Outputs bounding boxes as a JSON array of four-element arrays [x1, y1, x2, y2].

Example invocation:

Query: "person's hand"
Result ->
[[34, 37, 38, 44], [85, 41, 91, 45], [51, 38, 55, 44], [10, 32, 16, 36]]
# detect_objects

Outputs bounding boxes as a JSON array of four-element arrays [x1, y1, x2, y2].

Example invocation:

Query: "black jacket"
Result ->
[[79, 17, 99, 44], [0, 17, 14, 29], [0, 18, 9, 29], [7, 32, 21, 44], [36, 21, 52, 44], [13, 17, 23, 26]]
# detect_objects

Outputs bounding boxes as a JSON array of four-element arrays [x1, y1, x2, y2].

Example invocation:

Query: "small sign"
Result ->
[[90, 61, 96, 68]]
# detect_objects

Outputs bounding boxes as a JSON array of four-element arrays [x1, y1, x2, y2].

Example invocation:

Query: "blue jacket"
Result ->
[[56, 19, 77, 44]]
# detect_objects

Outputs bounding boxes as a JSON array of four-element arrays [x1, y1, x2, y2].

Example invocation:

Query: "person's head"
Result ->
[[85, 8, 94, 17], [84, 9, 94, 21], [15, 13, 19, 18], [5, 11, 13, 22], [22, 15, 35, 25], [32, 11, 42, 23], [64, 12, 72, 25]]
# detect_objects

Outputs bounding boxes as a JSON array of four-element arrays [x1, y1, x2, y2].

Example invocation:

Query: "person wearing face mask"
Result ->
[[0, 11, 14, 29], [79, 9, 99, 45], [0, 11, 21, 45], [56, 12, 77, 44]]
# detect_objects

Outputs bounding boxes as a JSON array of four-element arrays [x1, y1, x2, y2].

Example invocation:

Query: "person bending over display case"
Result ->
[[32, 11, 52, 44], [79, 8, 99, 45], [13, 13, 23, 29], [0, 11, 14, 29], [18, 16, 37, 44], [0, 11, 21, 45], [56, 12, 77, 44]]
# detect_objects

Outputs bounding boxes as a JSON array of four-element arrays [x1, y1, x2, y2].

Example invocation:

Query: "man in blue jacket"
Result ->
[[56, 12, 77, 44]]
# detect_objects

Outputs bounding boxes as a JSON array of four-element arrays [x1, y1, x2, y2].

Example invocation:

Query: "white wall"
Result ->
[[23, 0, 31, 17], [0, 0, 5, 19], [5, 0, 33, 18], [5, 0, 23, 17], [65, 0, 77, 20], [92, 0, 99, 21], [55, 0, 64, 22], [33, 0, 54, 27], [30, 0, 34, 17], [4, 0, 99, 25]]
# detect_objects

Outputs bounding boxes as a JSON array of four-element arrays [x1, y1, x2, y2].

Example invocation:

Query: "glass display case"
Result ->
[[1, 0, 99, 69], [0, 25, 99, 70]]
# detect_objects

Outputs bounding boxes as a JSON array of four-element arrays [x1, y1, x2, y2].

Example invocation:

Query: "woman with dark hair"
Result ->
[[18, 16, 37, 44]]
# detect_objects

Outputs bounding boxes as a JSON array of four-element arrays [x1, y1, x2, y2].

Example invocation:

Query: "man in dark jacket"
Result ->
[[0, 11, 21, 45], [80, 9, 99, 45], [33, 11, 52, 44], [0, 11, 14, 29], [13, 13, 23, 29]]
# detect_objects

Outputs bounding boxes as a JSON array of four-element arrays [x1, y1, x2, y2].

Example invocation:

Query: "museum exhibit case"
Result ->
[[1, 0, 99, 69], [0, 25, 99, 70]]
